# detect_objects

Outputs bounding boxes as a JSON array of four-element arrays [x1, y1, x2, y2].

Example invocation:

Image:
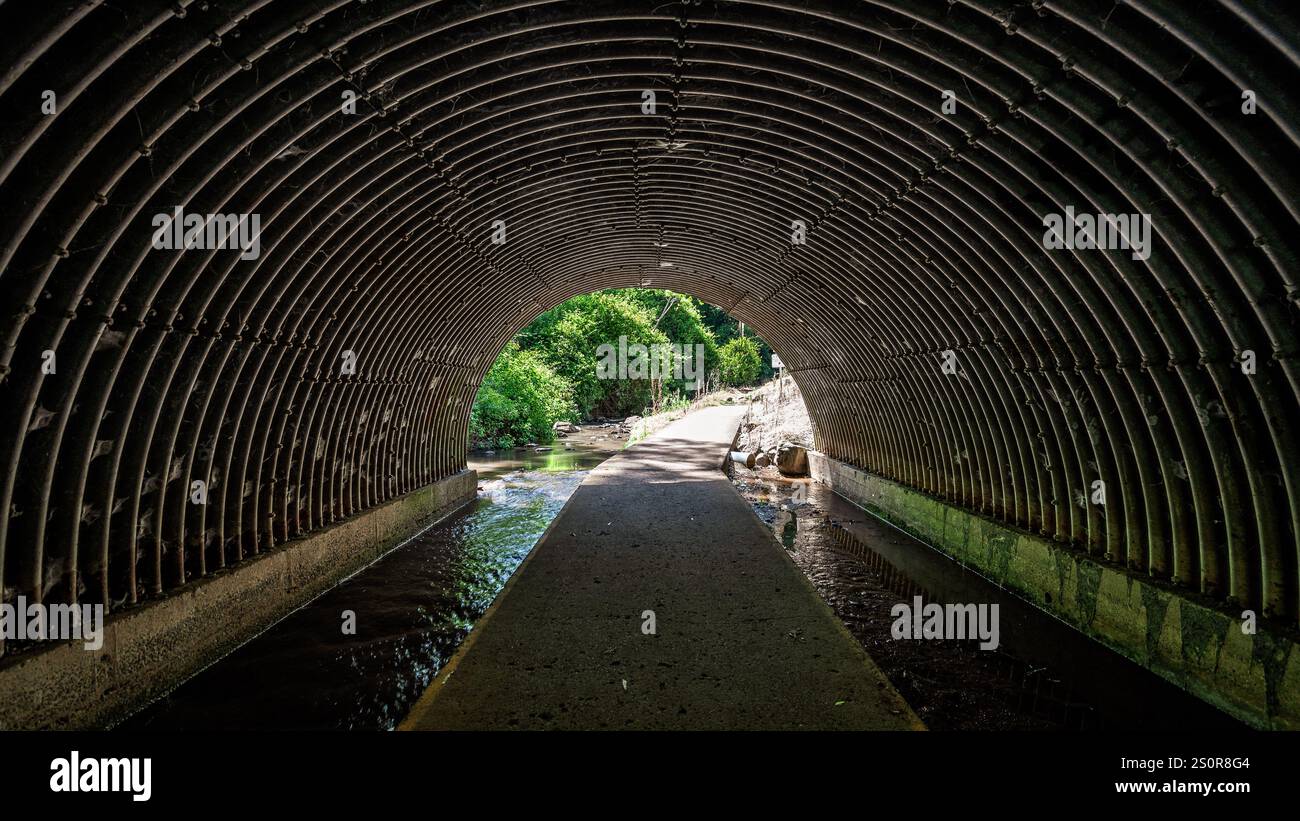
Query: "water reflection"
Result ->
[[120, 442, 615, 731], [733, 471, 1245, 731]]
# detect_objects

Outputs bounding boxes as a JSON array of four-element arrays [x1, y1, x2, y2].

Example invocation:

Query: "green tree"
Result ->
[[468, 342, 573, 448], [535, 292, 668, 418], [519, 290, 722, 418], [697, 301, 774, 381], [717, 335, 763, 385], [603, 288, 719, 389]]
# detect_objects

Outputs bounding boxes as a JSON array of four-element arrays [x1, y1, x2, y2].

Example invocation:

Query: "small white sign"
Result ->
[[771, 354, 783, 369]]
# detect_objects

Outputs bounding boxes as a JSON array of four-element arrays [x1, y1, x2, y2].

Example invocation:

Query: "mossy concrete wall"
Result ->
[[808, 452, 1299, 730], [0, 470, 477, 730]]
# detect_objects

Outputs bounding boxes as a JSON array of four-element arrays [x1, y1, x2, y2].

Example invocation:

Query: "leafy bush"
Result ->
[[519, 292, 669, 419], [717, 335, 763, 385], [468, 342, 573, 449], [698, 301, 775, 381]]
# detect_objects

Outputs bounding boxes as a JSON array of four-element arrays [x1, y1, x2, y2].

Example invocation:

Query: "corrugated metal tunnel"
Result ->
[[0, 0, 1296, 652]]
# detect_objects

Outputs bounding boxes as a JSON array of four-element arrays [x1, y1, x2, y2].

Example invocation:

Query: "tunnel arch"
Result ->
[[0, 1, 1296, 632]]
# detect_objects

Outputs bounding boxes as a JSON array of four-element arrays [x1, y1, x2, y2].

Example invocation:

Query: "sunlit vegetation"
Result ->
[[717, 335, 763, 386], [469, 289, 773, 449]]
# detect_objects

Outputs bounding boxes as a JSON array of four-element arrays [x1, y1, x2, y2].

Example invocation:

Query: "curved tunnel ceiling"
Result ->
[[0, 1, 1297, 627]]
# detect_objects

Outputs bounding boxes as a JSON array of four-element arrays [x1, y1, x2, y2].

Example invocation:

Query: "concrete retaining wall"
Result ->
[[0, 470, 477, 730], [808, 452, 1299, 730]]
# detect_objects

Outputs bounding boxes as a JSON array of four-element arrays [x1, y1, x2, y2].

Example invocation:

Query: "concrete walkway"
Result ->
[[401, 405, 922, 730]]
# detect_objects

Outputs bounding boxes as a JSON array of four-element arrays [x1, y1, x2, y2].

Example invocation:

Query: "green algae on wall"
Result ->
[[808, 451, 1300, 730]]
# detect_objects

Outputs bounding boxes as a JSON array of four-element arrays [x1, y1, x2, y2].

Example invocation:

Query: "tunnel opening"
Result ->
[[467, 287, 778, 452]]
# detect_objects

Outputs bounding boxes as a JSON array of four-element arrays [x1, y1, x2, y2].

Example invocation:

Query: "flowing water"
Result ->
[[121, 438, 620, 731]]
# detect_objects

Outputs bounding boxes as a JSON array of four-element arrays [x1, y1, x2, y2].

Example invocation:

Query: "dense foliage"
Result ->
[[697, 301, 776, 381], [717, 335, 763, 385], [517, 291, 670, 419], [470, 289, 768, 448], [468, 342, 573, 449]]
